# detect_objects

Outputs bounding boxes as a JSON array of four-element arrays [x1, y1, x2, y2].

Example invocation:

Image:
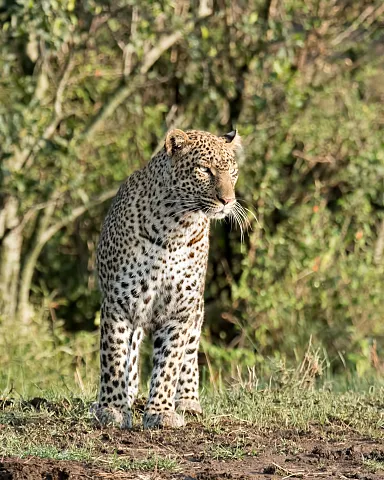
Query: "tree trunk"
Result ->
[[0, 197, 23, 320], [0, 188, 117, 323], [17, 202, 56, 323]]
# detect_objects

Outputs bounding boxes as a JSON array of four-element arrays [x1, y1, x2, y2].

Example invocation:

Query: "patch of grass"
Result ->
[[22, 445, 94, 462], [276, 438, 304, 456], [363, 459, 384, 473], [110, 454, 179, 472], [201, 386, 384, 438], [362, 450, 384, 473], [0, 385, 383, 477], [0, 417, 179, 472], [0, 398, 100, 466], [208, 442, 245, 460], [0, 316, 99, 398], [1, 434, 95, 462], [0, 397, 180, 473], [2, 385, 384, 440]]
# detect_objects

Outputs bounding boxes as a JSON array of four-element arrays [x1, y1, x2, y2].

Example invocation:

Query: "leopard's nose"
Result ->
[[217, 196, 235, 206]]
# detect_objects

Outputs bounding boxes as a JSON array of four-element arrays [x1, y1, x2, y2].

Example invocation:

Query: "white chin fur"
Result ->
[[211, 211, 227, 219]]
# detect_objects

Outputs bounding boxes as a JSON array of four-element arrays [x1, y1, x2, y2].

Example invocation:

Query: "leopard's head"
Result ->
[[165, 129, 242, 220]]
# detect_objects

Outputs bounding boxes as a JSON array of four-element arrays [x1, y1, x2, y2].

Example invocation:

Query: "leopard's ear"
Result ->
[[165, 129, 191, 157], [222, 129, 242, 152]]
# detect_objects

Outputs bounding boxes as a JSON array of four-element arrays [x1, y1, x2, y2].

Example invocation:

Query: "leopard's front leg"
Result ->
[[175, 298, 204, 415], [143, 317, 193, 429], [91, 300, 134, 428]]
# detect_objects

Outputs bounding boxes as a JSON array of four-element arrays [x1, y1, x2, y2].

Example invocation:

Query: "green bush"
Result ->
[[0, 0, 383, 383]]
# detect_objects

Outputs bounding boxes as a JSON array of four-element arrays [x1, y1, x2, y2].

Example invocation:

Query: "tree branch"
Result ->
[[40, 188, 118, 246], [17, 200, 57, 322], [15, 187, 118, 321], [16, 52, 76, 171], [78, 9, 212, 144], [139, 30, 183, 75], [331, 4, 384, 47]]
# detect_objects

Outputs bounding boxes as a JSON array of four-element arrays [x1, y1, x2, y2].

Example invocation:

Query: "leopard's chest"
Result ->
[[115, 233, 208, 326]]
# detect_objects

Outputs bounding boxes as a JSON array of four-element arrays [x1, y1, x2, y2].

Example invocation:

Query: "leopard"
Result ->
[[91, 128, 243, 429]]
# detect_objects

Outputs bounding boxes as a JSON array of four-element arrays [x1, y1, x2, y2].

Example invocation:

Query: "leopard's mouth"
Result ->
[[191, 198, 235, 219], [204, 203, 234, 219]]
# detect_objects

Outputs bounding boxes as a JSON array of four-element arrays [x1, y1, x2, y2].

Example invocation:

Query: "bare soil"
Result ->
[[1, 419, 383, 480]]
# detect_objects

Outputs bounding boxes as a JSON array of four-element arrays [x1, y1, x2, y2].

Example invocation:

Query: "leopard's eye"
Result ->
[[198, 166, 210, 174]]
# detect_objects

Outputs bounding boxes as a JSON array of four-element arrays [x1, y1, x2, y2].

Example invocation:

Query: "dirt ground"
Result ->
[[1, 420, 383, 480]]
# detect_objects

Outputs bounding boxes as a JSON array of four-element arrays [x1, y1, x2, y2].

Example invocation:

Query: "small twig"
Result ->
[[54, 53, 75, 118], [272, 461, 304, 478], [292, 150, 334, 164]]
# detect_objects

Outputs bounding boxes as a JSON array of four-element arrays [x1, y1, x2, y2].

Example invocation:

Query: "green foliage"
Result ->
[[0, 315, 99, 397], [222, 66, 384, 374], [0, 0, 383, 379]]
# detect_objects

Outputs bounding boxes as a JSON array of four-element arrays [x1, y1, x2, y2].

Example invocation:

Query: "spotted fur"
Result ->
[[92, 129, 242, 429]]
